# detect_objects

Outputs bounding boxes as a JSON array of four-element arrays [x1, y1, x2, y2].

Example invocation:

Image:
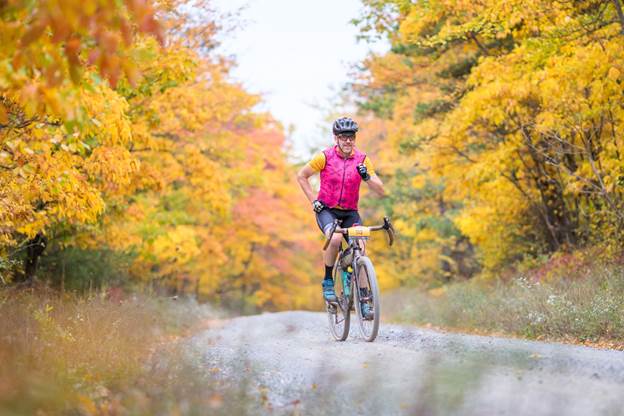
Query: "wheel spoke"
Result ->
[[327, 263, 350, 341], [354, 256, 380, 342]]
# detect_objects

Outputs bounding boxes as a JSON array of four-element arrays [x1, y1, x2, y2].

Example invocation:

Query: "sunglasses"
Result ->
[[338, 135, 356, 142]]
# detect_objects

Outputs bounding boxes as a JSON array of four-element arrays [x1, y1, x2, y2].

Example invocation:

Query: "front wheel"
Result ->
[[327, 265, 350, 341], [353, 256, 380, 342]]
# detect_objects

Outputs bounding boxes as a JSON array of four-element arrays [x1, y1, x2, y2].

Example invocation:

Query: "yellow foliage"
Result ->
[[355, 0, 624, 282], [151, 226, 201, 266], [0, 0, 320, 311]]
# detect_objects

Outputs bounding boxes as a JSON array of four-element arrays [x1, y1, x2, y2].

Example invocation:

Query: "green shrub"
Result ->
[[38, 247, 136, 292], [392, 264, 624, 343]]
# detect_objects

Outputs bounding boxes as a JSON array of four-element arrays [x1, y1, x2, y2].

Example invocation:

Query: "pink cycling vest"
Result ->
[[317, 146, 367, 210]]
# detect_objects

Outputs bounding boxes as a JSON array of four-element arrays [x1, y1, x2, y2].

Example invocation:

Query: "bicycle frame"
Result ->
[[345, 237, 366, 298], [325, 216, 394, 297]]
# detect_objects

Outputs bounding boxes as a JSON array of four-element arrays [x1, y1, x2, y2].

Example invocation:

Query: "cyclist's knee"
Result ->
[[328, 233, 342, 247]]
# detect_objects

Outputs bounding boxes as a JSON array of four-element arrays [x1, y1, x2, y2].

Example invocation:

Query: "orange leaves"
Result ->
[[8, 0, 163, 95], [0, 0, 321, 310], [20, 14, 49, 46], [5, 148, 106, 239], [125, 0, 164, 43], [79, 83, 133, 146], [363, 53, 416, 90], [0, 78, 134, 248], [84, 146, 139, 194], [0, 105, 8, 125]]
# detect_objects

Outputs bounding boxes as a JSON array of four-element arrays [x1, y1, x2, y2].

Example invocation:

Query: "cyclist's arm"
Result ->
[[366, 173, 386, 197], [362, 157, 386, 197], [296, 164, 318, 203]]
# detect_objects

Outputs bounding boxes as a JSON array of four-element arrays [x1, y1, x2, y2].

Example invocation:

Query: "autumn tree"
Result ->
[[0, 0, 161, 281], [352, 0, 624, 279], [0, 0, 320, 311]]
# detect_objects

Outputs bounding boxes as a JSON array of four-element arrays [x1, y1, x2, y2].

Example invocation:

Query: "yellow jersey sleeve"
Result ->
[[307, 152, 326, 172], [364, 156, 376, 177], [307, 152, 376, 176]]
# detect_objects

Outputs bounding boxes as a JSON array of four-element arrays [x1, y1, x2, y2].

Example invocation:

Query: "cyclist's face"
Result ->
[[335, 134, 356, 154]]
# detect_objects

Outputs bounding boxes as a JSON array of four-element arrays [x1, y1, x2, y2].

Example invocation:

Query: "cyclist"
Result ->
[[296, 116, 386, 305]]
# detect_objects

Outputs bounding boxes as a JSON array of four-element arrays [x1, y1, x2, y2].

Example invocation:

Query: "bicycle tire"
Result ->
[[327, 263, 350, 341], [353, 256, 380, 342]]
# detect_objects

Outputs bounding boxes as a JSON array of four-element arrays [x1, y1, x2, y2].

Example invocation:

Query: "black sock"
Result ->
[[324, 265, 333, 281]]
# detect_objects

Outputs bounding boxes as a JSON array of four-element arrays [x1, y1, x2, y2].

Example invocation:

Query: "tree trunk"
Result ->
[[61, 255, 65, 294], [24, 232, 47, 284]]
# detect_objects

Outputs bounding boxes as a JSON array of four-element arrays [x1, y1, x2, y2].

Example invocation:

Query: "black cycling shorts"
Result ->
[[316, 208, 362, 237]]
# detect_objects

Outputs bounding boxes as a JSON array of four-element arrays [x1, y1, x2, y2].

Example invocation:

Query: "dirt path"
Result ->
[[187, 311, 624, 415]]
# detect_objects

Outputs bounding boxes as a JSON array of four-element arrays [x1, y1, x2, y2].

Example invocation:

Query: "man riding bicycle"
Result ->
[[296, 117, 386, 304]]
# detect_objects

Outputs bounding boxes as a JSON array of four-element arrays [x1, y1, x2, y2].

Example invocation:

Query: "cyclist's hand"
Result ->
[[357, 163, 370, 181], [312, 199, 327, 213]]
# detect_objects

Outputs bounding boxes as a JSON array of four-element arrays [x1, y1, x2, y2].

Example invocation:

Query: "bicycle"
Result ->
[[323, 217, 395, 342]]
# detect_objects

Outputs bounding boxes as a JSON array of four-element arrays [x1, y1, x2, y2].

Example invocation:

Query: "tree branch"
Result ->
[[468, 31, 490, 56], [612, 0, 624, 34]]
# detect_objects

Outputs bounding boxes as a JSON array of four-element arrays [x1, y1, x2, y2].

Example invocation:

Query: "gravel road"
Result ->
[[187, 311, 624, 415]]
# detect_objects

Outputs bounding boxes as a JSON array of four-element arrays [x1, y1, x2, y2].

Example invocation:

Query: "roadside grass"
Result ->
[[385, 264, 624, 348], [0, 287, 248, 415]]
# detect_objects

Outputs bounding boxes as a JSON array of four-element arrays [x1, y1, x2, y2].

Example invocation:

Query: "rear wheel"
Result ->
[[327, 264, 350, 341], [354, 256, 380, 342]]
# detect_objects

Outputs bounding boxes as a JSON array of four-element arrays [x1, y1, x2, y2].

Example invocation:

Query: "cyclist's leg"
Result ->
[[315, 208, 335, 235], [316, 209, 343, 266], [316, 209, 341, 301]]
